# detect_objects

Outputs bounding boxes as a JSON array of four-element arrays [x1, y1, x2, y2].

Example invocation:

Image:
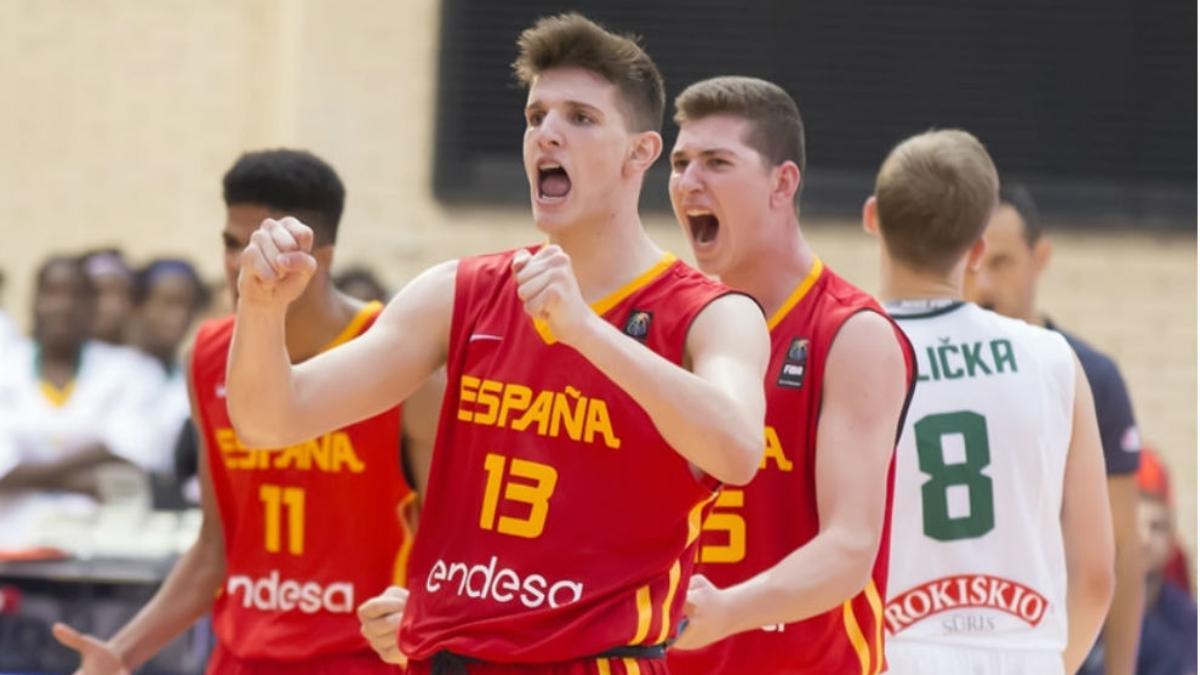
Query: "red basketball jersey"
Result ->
[[398, 249, 736, 663], [192, 302, 415, 662], [669, 260, 915, 675]]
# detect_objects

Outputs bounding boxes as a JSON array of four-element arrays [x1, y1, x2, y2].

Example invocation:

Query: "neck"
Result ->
[[880, 254, 963, 303], [283, 280, 361, 363], [39, 340, 83, 368], [547, 204, 663, 303], [720, 215, 816, 320], [1145, 573, 1164, 609]]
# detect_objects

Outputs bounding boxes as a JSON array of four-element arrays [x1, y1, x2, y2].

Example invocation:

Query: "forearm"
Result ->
[[571, 315, 760, 484], [226, 304, 297, 446], [1101, 541, 1144, 675], [0, 445, 123, 492], [1063, 571, 1115, 674], [721, 529, 876, 634], [107, 538, 225, 670]]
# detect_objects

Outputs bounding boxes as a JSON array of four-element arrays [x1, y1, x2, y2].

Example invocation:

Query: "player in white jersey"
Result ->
[[862, 129, 1115, 674]]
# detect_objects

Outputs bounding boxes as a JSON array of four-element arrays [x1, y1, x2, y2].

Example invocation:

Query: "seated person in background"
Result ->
[[333, 264, 390, 303], [1079, 447, 1196, 675], [1133, 449, 1196, 675], [0, 255, 162, 550], [82, 248, 137, 346], [132, 258, 211, 475]]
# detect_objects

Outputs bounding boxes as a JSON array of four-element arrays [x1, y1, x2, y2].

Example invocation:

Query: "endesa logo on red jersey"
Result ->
[[425, 555, 583, 609], [884, 574, 1049, 634], [226, 570, 355, 614]]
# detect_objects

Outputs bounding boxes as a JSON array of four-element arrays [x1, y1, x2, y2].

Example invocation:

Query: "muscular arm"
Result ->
[[1101, 473, 1143, 675], [54, 361, 227, 672], [570, 293, 769, 485], [227, 250, 454, 448], [1061, 357, 1116, 674]]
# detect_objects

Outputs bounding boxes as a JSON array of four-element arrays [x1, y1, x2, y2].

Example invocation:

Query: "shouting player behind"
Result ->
[[663, 76, 915, 674]]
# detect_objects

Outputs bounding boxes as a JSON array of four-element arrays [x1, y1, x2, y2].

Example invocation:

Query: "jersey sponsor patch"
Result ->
[[425, 554, 583, 610], [776, 338, 809, 389], [884, 574, 1049, 635], [623, 310, 653, 341], [226, 570, 355, 614]]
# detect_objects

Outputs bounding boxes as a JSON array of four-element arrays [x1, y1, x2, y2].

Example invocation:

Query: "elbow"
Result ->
[[227, 398, 285, 449], [1076, 562, 1116, 611], [716, 430, 763, 486]]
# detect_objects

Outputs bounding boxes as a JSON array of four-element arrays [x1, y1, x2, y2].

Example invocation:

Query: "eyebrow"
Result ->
[[671, 147, 735, 161], [525, 99, 604, 116]]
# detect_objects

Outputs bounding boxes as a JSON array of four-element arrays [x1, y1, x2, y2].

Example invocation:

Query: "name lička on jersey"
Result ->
[[915, 337, 1018, 383], [215, 428, 366, 473], [457, 375, 622, 449]]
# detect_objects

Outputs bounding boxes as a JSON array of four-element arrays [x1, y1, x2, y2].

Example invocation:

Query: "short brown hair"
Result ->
[[513, 13, 665, 133], [874, 129, 999, 273], [674, 76, 806, 178]]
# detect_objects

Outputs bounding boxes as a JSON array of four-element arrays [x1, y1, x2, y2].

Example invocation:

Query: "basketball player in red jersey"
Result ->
[[663, 77, 915, 674], [228, 14, 769, 675], [52, 149, 440, 674]]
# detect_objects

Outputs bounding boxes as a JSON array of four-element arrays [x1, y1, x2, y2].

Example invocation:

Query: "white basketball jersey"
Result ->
[[885, 301, 1075, 655]]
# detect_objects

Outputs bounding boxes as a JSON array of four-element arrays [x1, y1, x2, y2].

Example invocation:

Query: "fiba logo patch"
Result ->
[[777, 338, 808, 389], [624, 310, 653, 341]]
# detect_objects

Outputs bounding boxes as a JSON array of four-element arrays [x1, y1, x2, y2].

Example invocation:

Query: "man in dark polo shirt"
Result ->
[[967, 183, 1144, 675]]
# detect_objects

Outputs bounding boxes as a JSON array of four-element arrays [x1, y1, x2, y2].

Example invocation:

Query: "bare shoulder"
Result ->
[[375, 259, 460, 327], [686, 293, 769, 363], [829, 310, 904, 359]]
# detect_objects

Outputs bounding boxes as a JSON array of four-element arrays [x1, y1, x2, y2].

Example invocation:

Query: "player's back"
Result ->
[[885, 300, 1075, 674]]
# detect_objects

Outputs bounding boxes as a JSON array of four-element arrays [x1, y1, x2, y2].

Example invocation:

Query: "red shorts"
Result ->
[[206, 642, 403, 674], [405, 655, 665, 675]]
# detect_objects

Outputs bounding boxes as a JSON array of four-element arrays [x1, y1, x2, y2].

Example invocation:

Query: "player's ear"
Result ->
[[966, 237, 987, 271], [1032, 236, 1052, 277], [862, 196, 880, 236], [771, 161, 802, 210], [626, 131, 663, 176]]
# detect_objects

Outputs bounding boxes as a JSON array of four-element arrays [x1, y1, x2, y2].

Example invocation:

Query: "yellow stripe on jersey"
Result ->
[[864, 580, 885, 674], [686, 492, 718, 546], [39, 380, 74, 407], [533, 252, 677, 345], [321, 300, 383, 352], [596, 658, 612, 675], [622, 658, 641, 675], [766, 257, 824, 330], [842, 596, 871, 675], [392, 491, 418, 586], [630, 585, 654, 645], [654, 560, 682, 644]]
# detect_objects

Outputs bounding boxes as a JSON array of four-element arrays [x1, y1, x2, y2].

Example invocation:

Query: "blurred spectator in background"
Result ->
[[1133, 449, 1196, 675], [967, 183, 1145, 675], [0, 256, 160, 550], [333, 264, 390, 302], [81, 248, 136, 345], [131, 258, 211, 478], [132, 258, 210, 373]]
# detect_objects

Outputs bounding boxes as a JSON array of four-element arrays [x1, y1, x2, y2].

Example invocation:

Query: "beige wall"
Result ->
[[1, 1, 1195, 557]]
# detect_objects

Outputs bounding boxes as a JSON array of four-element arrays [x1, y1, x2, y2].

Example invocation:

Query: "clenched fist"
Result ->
[[357, 586, 409, 665], [237, 217, 318, 310], [512, 245, 595, 346]]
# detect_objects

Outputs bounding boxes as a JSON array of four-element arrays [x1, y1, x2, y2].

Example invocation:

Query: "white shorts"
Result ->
[[886, 641, 1064, 675]]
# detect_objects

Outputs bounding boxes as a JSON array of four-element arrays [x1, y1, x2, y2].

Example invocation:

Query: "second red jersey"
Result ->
[[669, 259, 915, 675], [191, 302, 415, 663], [398, 248, 736, 663]]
